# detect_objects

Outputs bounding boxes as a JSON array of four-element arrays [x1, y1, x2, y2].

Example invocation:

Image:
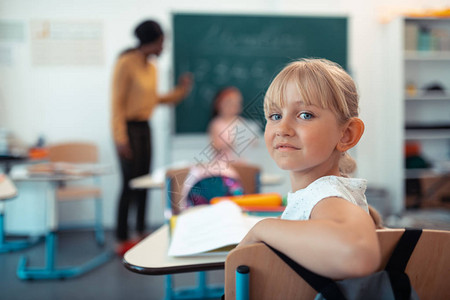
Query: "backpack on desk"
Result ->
[[186, 176, 244, 206], [268, 229, 421, 300]]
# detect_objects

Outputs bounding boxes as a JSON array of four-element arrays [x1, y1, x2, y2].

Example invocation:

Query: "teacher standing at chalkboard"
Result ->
[[111, 20, 192, 254]]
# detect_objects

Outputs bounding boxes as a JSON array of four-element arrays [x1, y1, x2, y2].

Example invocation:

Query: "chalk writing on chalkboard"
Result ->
[[173, 13, 347, 133]]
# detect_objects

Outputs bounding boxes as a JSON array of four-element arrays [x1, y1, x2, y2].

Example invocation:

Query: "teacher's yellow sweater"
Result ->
[[111, 50, 185, 145]]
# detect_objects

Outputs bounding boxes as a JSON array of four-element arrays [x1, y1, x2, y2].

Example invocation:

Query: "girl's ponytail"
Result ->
[[339, 152, 356, 177]]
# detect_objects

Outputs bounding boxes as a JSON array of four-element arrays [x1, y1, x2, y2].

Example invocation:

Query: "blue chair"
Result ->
[[164, 162, 260, 300]]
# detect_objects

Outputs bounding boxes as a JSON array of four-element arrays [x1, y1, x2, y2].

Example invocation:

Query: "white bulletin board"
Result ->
[[30, 20, 103, 66]]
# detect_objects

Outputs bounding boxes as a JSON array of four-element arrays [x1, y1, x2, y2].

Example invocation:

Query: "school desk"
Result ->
[[130, 170, 283, 190], [11, 166, 113, 279], [124, 224, 226, 274], [0, 154, 28, 175], [123, 224, 227, 299], [0, 174, 43, 253]]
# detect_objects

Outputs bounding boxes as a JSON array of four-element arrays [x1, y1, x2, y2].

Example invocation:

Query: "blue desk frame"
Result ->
[[0, 208, 42, 253], [17, 230, 112, 280], [0, 176, 42, 253], [12, 175, 113, 280]]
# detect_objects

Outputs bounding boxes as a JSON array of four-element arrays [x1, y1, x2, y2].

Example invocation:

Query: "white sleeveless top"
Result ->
[[281, 176, 369, 221]]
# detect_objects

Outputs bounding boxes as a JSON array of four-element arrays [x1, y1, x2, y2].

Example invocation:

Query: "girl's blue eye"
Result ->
[[299, 112, 313, 120], [269, 114, 282, 121]]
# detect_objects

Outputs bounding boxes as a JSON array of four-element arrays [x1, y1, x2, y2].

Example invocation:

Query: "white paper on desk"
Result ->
[[168, 201, 263, 257], [26, 163, 112, 177]]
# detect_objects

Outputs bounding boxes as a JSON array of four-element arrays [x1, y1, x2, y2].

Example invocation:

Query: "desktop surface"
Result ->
[[123, 225, 227, 275]]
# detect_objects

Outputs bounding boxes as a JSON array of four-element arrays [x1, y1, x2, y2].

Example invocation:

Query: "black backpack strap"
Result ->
[[385, 229, 422, 300], [385, 229, 422, 272], [265, 244, 346, 300], [265, 229, 422, 300]]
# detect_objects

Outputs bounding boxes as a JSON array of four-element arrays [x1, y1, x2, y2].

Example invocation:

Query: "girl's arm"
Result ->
[[236, 197, 381, 279]]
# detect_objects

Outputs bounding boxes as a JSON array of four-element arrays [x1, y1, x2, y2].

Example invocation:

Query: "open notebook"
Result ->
[[168, 201, 264, 257]]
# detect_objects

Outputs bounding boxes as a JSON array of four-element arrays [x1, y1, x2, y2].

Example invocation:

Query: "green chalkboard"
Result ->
[[173, 13, 347, 133]]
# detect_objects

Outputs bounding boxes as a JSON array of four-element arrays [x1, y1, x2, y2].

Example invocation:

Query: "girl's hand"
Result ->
[[235, 219, 266, 249], [235, 232, 255, 250]]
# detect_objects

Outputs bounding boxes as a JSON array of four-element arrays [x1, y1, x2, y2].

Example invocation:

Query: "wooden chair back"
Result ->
[[44, 141, 105, 245], [165, 162, 261, 215], [165, 166, 191, 215], [225, 228, 450, 300], [47, 142, 100, 201], [48, 142, 98, 163], [230, 162, 260, 195]]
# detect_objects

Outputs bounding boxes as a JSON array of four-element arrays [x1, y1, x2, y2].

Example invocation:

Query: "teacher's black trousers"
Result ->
[[116, 121, 151, 241]]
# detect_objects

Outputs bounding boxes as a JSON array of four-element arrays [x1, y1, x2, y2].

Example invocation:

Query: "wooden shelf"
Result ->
[[405, 168, 435, 179], [405, 128, 450, 140], [405, 163, 450, 179], [405, 95, 450, 101], [405, 17, 450, 22], [404, 51, 450, 61]]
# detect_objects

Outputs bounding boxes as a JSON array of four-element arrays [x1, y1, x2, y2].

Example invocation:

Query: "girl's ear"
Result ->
[[336, 117, 365, 152]]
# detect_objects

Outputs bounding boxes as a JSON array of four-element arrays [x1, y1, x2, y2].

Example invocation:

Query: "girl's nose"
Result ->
[[275, 118, 294, 136]]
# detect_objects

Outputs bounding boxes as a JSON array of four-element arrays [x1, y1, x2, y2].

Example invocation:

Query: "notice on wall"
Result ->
[[0, 46, 13, 66], [0, 21, 25, 42], [0, 21, 26, 66], [30, 20, 103, 66]]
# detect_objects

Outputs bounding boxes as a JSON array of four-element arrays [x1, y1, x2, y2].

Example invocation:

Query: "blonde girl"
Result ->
[[236, 59, 381, 279]]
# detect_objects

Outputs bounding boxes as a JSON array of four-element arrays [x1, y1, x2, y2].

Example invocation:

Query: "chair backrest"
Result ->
[[231, 162, 260, 195], [48, 142, 98, 164], [165, 162, 260, 215], [165, 166, 191, 215], [224, 228, 450, 300]]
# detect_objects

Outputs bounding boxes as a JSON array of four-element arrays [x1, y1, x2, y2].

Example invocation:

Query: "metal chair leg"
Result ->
[[94, 197, 105, 246], [165, 271, 224, 299]]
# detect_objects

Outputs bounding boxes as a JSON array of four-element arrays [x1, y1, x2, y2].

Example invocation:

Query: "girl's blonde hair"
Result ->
[[264, 58, 360, 175]]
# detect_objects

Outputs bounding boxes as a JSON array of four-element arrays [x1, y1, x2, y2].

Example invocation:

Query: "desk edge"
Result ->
[[122, 258, 224, 275]]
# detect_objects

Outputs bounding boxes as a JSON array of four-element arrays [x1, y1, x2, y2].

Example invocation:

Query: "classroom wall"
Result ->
[[1, 0, 448, 233]]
